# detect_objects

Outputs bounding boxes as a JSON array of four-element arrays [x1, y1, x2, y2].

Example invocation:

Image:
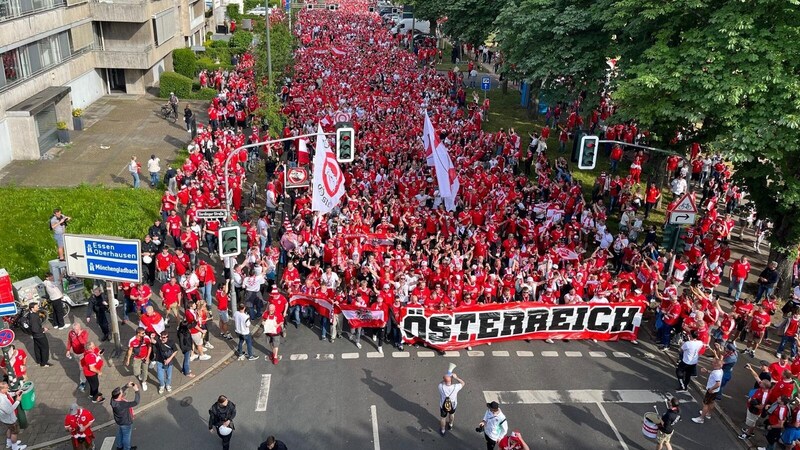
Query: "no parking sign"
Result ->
[[0, 329, 15, 348]]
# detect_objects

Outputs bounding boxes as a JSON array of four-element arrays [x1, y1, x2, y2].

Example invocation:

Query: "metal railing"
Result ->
[[0, 0, 66, 24]]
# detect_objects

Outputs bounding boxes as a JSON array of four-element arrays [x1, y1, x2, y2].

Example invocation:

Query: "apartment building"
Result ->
[[0, 0, 209, 168]]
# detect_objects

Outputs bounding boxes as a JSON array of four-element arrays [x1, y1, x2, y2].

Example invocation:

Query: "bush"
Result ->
[[190, 88, 219, 100], [226, 3, 241, 21], [230, 30, 253, 50], [159, 71, 193, 99], [197, 57, 232, 72], [173, 48, 197, 79]]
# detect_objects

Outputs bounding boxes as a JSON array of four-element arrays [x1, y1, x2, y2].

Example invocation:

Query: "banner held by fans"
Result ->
[[311, 123, 346, 214]]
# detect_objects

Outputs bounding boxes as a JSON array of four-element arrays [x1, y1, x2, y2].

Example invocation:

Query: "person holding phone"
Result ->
[[477, 401, 508, 450]]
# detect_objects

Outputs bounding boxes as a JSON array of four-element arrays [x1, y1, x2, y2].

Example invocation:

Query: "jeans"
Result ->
[[182, 350, 191, 375], [150, 171, 159, 186], [115, 424, 132, 450], [756, 284, 775, 301], [288, 305, 302, 326], [131, 171, 140, 188], [610, 159, 618, 173], [206, 233, 218, 255], [659, 323, 673, 348], [156, 361, 173, 388], [778, 336, 798, 358], [202, 283, 213, 305], [237, 333, 253, 357], [728, 276, 745, 300], [321, 316, 330, 340]]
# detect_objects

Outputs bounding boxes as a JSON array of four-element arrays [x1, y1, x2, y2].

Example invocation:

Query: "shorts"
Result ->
[[54, 233, 65, 248], [218, 310, 229, 323], [440, 407, 456, 418], [4, 421, 19, 435], [745, 410, 759, 428], [656, 430, 673, 444], [750, 330, 764, 340], [191, 332, 203, 346], [703, 390, 718, 405], [267, 335, 281, 348]]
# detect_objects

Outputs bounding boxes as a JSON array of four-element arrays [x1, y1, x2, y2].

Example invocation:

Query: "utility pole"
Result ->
[[265, 0, 273, 84]]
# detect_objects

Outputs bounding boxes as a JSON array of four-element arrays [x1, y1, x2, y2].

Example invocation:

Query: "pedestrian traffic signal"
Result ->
[[578, 135, 599, 170], [218, 226, 241, 258], [336, 127, 355, 163]]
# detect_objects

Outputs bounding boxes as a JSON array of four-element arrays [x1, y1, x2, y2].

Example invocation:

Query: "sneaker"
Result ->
[[439, 429, 445, 436], [545, 339, 554, 344], [41, 363, 52, 368], [273, 356, 279, 365], [739, 433, 753, 440], [190, 354, 198, 361], [15, 445, 27, 450], [691, 417, 704, 424], [487, 342, 492, 346], [446, 422, 453, 430], [378, 346, 383, 354], [141, 383, 147, 392], [199, 354, 211, 361], [237, 354, 246, 361], [158, 387, 164, 394], [204, 342, 214, 349], [166, 385, 172, 392], [660, 347, 670, 352], [78, 382, 86, 392], [631, 340, 639, 345], [676, 388, 688, 393], [61, 323, 71, 329], [91, 397, 104, 404], [247, 355, 258, 361], [398, 344, 404, 351], [356, 342, 362, 349], [466, 346, 472, 351], [149, 361, 156, 369]]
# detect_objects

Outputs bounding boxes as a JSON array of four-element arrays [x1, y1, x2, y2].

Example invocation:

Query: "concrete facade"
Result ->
[[0, 0, 211, 168]]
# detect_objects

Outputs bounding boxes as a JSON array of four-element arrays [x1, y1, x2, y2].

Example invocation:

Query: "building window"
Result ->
[[0, 48, 25, 87], [153, 8, 176, 46], [0, 0, 62, 21], [0, 30, 73, 90]]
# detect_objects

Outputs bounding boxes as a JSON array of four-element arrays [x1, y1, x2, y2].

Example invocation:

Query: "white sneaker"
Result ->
[[691, 416, 704, 424], [204, 342, 214, 349], [190, 354, 198, 361], [166, 385, 172, 392], [237, 354, 245, 361], [356, 342, 362, 349], [466, 346, 472, 351], [199, 354, 211, 361], [149, 361, 156, 369], [141, 383, 148, 392], [158, 386, 164, 394], [545, 338, 554, 344], [378, 346, 383, 354], [12, 444, 26, 450]]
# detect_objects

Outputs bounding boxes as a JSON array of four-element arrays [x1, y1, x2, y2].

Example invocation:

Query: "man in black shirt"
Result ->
[[657, 397, 680, 450], [208, 395, 237, 450], [28, 303, 51, 367], [258, 436, 288, 450], [756, 261, 779, 301], [141, 235, 159, 286], [111, 382, 140, 450]]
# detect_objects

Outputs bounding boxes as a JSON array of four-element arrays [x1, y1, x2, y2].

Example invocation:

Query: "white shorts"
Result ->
[[745, 410, 759, 428]]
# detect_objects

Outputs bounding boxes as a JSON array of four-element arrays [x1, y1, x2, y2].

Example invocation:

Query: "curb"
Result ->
[[29, 349, 235, 450]]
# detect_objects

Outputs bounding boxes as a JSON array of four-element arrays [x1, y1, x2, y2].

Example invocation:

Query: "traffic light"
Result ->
[[336, 127, 355, 163], [578, 135, 599, 170], [218, 226, 241, 258]]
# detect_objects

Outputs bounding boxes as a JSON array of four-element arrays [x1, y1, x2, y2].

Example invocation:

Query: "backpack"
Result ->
[[47, 215, 54, 231], [17, 312, 32, 335], [442, 396, 454, 413]]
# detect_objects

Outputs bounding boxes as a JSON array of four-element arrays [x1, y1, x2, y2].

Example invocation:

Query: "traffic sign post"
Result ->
[[196, 209, 228, 221], [481, 76, 490, 100], [668, 193, 698, 225], [0, 329, 15, 348], [219, 226, 242, 259]]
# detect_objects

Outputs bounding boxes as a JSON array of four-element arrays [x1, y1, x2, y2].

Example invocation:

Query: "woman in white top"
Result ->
[[147, 155, 161, 187], [128, 156, 140, 188]]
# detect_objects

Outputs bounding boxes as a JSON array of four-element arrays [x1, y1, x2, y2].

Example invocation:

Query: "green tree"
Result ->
[[441, 0, 508, 47]]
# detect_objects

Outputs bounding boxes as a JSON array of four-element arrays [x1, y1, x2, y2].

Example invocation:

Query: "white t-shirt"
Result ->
[[706, 368, 723, 393], [438, 382, 463, 409], [681, 340, 704, 365], [147, 157, 161, 173], [233, 310, 251, 335]]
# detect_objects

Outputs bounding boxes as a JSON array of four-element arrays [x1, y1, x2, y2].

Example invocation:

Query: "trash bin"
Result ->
[[19, 382, 34, 411]]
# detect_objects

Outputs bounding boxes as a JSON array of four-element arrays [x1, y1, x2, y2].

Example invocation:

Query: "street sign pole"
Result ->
[[107, 281, 122, 357]]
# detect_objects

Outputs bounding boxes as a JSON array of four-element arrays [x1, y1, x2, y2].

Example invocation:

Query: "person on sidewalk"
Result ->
[[50, 208, 70, 261], [80, 342, 104, 403], [437, 371, 465, 436], [43, 272, 69, 330], [124, 327, 152, 392], [261, 303, 284, 365], [0, 346, 28, 383], [147, 154, 161, 187], [128, 156, 140, 189], [152, 331, 177, 395], [258, 436, 288, 450], [691, 358, 723, 423], [676, 331, 703, 392], [215, 282, 232, 340], [86, 286, 111, 342], [64, 403, 95, 450], [111, 382, 140, 450], [477, 401, 508, 450], [0, 383, 26, 450], [66, 323, 89, 392], [656, 397, 681, 450], [28, 302, 51, 367], [208, 395, 237, 450], [176, 319, 195, 378], [739, 379, 770, 440], [234, 304, 257, 361]]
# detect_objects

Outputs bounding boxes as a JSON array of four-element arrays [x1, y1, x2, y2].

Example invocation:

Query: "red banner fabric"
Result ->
[[399, 302, 646, 351], [289, 294, 387, 328]]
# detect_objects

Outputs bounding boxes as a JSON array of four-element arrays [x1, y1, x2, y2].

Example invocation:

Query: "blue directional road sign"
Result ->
[[64, 234, 141, 284], [481, 76, 491, 91], [285, 0, 291, 12]]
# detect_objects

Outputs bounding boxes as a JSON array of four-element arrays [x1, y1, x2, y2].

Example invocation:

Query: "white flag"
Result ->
[[311, 124, 345, 214], [422, 112, 436, 166], [424, 113, 460, 211]]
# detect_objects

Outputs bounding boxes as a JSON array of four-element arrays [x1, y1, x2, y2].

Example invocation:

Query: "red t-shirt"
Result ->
[[0, 349, 27, 377], [749, 311, 771, 333], [261, 312, 284, 335], [215, 290, 229, 311], [81, 350, 103, 377], [160, 283, 181, 307], [64, 408, 95, 437], [128, 336, 151, 359], [67, 329, 89, 355]]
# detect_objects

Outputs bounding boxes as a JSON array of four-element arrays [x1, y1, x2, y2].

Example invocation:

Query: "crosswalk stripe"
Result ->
[[467, 351, 485, 357], [492, 351, 510, 357], [289, 354, 308, 361], [417, 351, 435, 358], [613, 352, 631, 358], [589, 351, 607, 358], [341, 353, 360, 359], [444, 351, 460, 357], [255, 374, 271, 412], [315, 353, 335, 360], [516, 351, 534, 357], [541, 351, 559, 357], [101, 437, 116, 450], [392, 351, 410, 358], [367, 352, 384, 358], [484, 389, 668, 405], [565, 351, 582, 357]]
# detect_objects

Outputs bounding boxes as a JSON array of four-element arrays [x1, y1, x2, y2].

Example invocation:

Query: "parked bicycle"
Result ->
[[160, 103, 178, 123]]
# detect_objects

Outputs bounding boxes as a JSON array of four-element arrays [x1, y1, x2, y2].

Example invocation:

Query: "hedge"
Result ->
[[197, 56, 233, 72], [191, 87, 218, 100], [159, 71, 193, 98], [173, 48, 197, 79]]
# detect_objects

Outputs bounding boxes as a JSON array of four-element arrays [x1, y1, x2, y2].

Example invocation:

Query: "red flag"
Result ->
[[298, 137, 310, 165], [341, 304, 385, 328]]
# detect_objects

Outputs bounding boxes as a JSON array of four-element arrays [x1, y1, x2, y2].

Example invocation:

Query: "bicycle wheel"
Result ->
[[63, 303, 71, 319], [169, 111, 177, 124], [160, 107, 169, 119]]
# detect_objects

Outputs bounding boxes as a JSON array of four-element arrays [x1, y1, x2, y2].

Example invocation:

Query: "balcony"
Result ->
[[94, 44, 154, 69], [89, 0, 147, 22]]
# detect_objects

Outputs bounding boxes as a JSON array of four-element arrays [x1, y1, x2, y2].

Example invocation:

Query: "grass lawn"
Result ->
[[0, 185, 161, 281]]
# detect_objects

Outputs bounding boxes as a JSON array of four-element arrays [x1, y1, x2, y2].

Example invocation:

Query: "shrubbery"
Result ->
[[172, 48, 197, 78], [159, 71, 193, 98]]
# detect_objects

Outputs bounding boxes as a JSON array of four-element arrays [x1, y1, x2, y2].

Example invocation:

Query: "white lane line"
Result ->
[[596, 401, 630, 450], [100, 437, 116, 450], [565, 351, 582, 357], [341, 353, 360, 359], [255, 374, 271, 412], [516, 351, 534, 357], [483, 389, 669, 405], [589, 351, 607, 357], [315, 353, 335, 360], [467, 351, 485, 357], [612, 352, 631, 358], [541, 351, 559, 357], [492, 350, 510, 357], [417, 351, 435, 358], [289, 354, 308, 361], [392, 351, 410, 358], [371, 404, 381, 450], [367, 352, 384, 358], [444, 351, 460, 357]]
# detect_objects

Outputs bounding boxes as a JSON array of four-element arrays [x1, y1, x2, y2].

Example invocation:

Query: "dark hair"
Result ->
[[217, 395, 227, 404], [266, 436, 276, 445]]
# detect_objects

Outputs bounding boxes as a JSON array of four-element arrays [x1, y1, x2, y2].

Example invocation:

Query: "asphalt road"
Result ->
[[90, 327, 743, 450]]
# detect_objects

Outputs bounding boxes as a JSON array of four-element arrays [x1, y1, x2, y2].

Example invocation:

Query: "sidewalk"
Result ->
[[17, 291, 235, 449], [0, 95, 208, 188]]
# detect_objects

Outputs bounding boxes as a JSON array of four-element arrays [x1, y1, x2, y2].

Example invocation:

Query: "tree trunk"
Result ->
[[768, 212, 796, 299]]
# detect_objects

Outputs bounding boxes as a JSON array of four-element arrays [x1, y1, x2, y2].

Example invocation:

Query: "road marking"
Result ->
[[392, 351, 410, 358], [596, 401, 629, 450], [367, 352, 384, 358], [516, 351, 534, 357], [467, 351, 484, 357], [492, 350, 510, 357], [541, 351, 559, 357], [315, 353, 335, 360], [100, 437, 116, 450], [444, 351, 460, 357], [565, 351, 582, 357], [612, 352, 631, 358], [371, 404, 381, 450], [589, 351, 607, 357], [417, 351, 435, 358], [289, 354, 308, 361], [341, 352, 360, 359], [483, 389, 668, 405], [255, 374, 271, 412]]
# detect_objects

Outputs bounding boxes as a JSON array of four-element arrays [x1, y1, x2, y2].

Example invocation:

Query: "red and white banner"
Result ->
[[337, 232, 395, 251], [289, 293, 333, 317], [400, 302, 645, 351], [311, 123, 346, 213], [331, 47, 346, 56], [333, 110, 352, 124], [422, 112, 459, 211], [341, 305, 386, 328]]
